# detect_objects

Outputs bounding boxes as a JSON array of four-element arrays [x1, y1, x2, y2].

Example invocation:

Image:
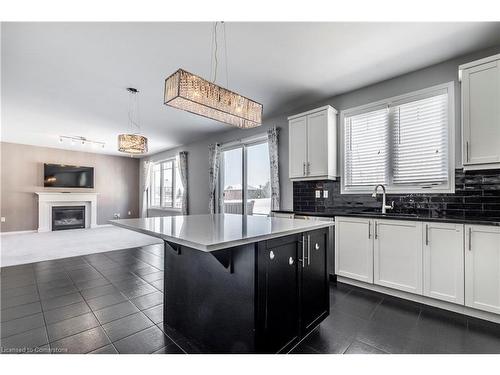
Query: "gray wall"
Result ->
[[1, 142, 140, 232], [145, 45, 500, 215]]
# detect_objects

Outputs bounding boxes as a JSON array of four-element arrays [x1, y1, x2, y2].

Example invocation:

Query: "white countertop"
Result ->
[[110, 214, 333, 252]]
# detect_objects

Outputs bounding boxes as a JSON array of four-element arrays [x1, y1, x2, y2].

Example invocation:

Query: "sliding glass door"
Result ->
[[219, 138, 271, 216]]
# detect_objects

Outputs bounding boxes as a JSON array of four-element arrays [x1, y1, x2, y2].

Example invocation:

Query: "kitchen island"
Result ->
[[110, 214, 333, 353]]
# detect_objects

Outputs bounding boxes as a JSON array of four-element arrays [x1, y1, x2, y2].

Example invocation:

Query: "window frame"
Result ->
[[217, 133, 270, 216], [149, 157, 182, 211], [340, 82, 455, 194]]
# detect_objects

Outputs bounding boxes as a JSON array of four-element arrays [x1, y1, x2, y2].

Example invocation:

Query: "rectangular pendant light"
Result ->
[[164, 69, 262, 129]]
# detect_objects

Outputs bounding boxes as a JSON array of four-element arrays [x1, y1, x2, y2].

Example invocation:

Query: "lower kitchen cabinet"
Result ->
[[373, 219, 423, 295], [423, 222, 464, 304], [257, 228, 329, 353], [335, 217, 373, 283], [465, 225, 500, 314]]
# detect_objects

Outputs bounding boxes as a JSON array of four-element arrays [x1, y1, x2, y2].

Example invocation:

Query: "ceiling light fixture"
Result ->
[[164, 22, 262, 129], [59, 135, 105, 148], [118, 88, 148, 155]]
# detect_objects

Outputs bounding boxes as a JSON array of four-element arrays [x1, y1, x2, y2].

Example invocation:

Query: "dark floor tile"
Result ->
[[344, 340, 388, 354], [68, 270, 103, 283], [1, 312, 45, 338], [94, 301, 139, 324], [130, 291, 163, 310], [86, 292, 127, 311], [1, 291, 40, 309], [0, 277, 36, 289], [297, 326, 353, 354], [80, 284, 119, 300], [113, 325, 172, 354], [318, 308, 369, 339], [134, 266, 161, 276], [153, 343, 185, 354], [0, 327, 49, 351], [143, 304, 163, 324], [150, 280, 164, 292], [89, 344, 118, 354], [50, 327, 111, 354], [111, 276, 147, 290], [0, 301, 42, 322], [43, 301, 91, 325], [39, 284, 78, 300], [369, 297, 421, 334], [139, 271, 163, 283], [289, 343, 322, 354], [0, 284, 38, 299], [102, 312, 153, 342], [331, 287, 382, 320], [37, 278, 75, 292], [329, 282, 353, 304], [121, 284, 157, 299], [73, 277, 109, 291], [463, 318, 500, 354], [47, 312, 100, 342], [41, 292, 84, 311]]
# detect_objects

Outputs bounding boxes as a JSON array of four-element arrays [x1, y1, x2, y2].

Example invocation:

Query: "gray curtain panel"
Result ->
[[208, 143, 221, 214], [141, 160, 152, 218], [267, 126, 280, 211], [178, 151, 188, 215]]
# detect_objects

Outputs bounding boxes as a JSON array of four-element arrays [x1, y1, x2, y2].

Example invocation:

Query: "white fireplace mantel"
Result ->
[[35, 192, 98, 232]]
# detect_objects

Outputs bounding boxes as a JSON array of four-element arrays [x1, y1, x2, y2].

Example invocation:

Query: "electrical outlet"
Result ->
[[113, 213, 121, 219], [315, 190, 321, 198], [323, 190, 329, 198], [1, 217, 5, 223]]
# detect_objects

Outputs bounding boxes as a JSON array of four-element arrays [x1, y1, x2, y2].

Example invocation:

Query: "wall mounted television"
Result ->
[[44, 164, 94, 188]]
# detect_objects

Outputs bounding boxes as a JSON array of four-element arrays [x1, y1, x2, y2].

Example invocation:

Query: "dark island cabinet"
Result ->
[[257, 227, 330, 353]]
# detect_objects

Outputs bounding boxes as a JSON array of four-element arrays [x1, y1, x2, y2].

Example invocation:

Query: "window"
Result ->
[[341, 82, 454, 194], [218, 136, 271, 216], [150, 158, 184, 209]]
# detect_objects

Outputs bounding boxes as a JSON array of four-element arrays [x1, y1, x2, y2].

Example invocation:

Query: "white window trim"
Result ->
[[339, 82, 455, 194], [149, 157, 182, 211]]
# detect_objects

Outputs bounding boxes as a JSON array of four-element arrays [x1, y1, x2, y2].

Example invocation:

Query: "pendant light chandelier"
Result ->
[[164, 22, 263, 129], [118, 88, 148, 154]]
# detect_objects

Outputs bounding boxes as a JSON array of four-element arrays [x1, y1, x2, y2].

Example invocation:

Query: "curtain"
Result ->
[[208, 143, 221, 214], [267, 126, 280, 211], [178, 151, 188, 215], [141, 160, 152, 218]]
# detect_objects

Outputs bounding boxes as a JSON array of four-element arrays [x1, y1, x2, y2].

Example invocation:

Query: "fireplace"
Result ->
[[52, 206, 86, 231]]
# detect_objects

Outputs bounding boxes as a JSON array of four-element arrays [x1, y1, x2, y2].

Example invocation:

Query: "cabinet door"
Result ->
[[301, 229, 329, 332], [306, 111, 328, 177], [289, 116, 308, 178], [462, 60, 500, 165], [465, 225, 500, 314], [335, 217, 373, 283], [423, 223, 464, 304], [259, 237, 300, 353], [374, 220, 423, 295]]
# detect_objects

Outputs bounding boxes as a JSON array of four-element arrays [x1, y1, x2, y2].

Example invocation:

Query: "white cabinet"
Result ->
[[373, 219, 423, 295], [460, 54, 500, 170], [288, 106, 337, 181], [335, 217, 373, 283], [465, 225, 500, 314], [423, 222, 464, 304]]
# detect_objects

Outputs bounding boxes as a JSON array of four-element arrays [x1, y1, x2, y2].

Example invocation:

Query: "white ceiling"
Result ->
[[2, 22, 500, 156]]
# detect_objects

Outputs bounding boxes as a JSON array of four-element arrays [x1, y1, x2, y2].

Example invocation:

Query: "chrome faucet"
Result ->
[[372, 184, 394, 214]]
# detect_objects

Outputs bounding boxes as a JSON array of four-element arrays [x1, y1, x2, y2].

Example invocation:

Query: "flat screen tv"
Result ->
[[44, 164, 94, 188]]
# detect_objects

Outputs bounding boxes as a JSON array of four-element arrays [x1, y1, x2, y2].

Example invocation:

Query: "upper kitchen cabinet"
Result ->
[[288, 106, 337, 180], [460, 54, 500, 170]]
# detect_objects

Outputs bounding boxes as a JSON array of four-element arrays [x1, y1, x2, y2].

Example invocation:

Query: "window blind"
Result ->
[[344, 108, 389, 187], [392, 93, 448, 185]]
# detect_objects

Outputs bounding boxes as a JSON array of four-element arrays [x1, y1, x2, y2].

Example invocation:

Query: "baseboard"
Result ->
[[1, 230, 37, 236], [94, 224, 112, 228], [337, 276, 500, 325]]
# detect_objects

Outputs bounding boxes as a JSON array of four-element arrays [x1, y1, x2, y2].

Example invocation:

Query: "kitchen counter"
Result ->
[[273, 210, 500, 226], [110, 213, 333, 252]]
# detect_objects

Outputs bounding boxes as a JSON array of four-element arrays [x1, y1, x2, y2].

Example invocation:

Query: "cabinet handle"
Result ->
[[307, 162, 311, 175], [307, 234, 311, 266], [269, 250, 275, 260], [289, 257, 294, 265], [301, 235, 305, 268], [374, 222, 378, 239], [468, 227, 472, 251], [425, 224, 429, 246], [303, 162, 306, 176], [368, 221, 371, 239], [466, 141, 469, 162], [315, 243, 320, 250]]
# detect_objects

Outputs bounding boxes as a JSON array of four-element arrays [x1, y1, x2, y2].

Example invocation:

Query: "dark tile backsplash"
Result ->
[[293, 169, 500, 219]]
